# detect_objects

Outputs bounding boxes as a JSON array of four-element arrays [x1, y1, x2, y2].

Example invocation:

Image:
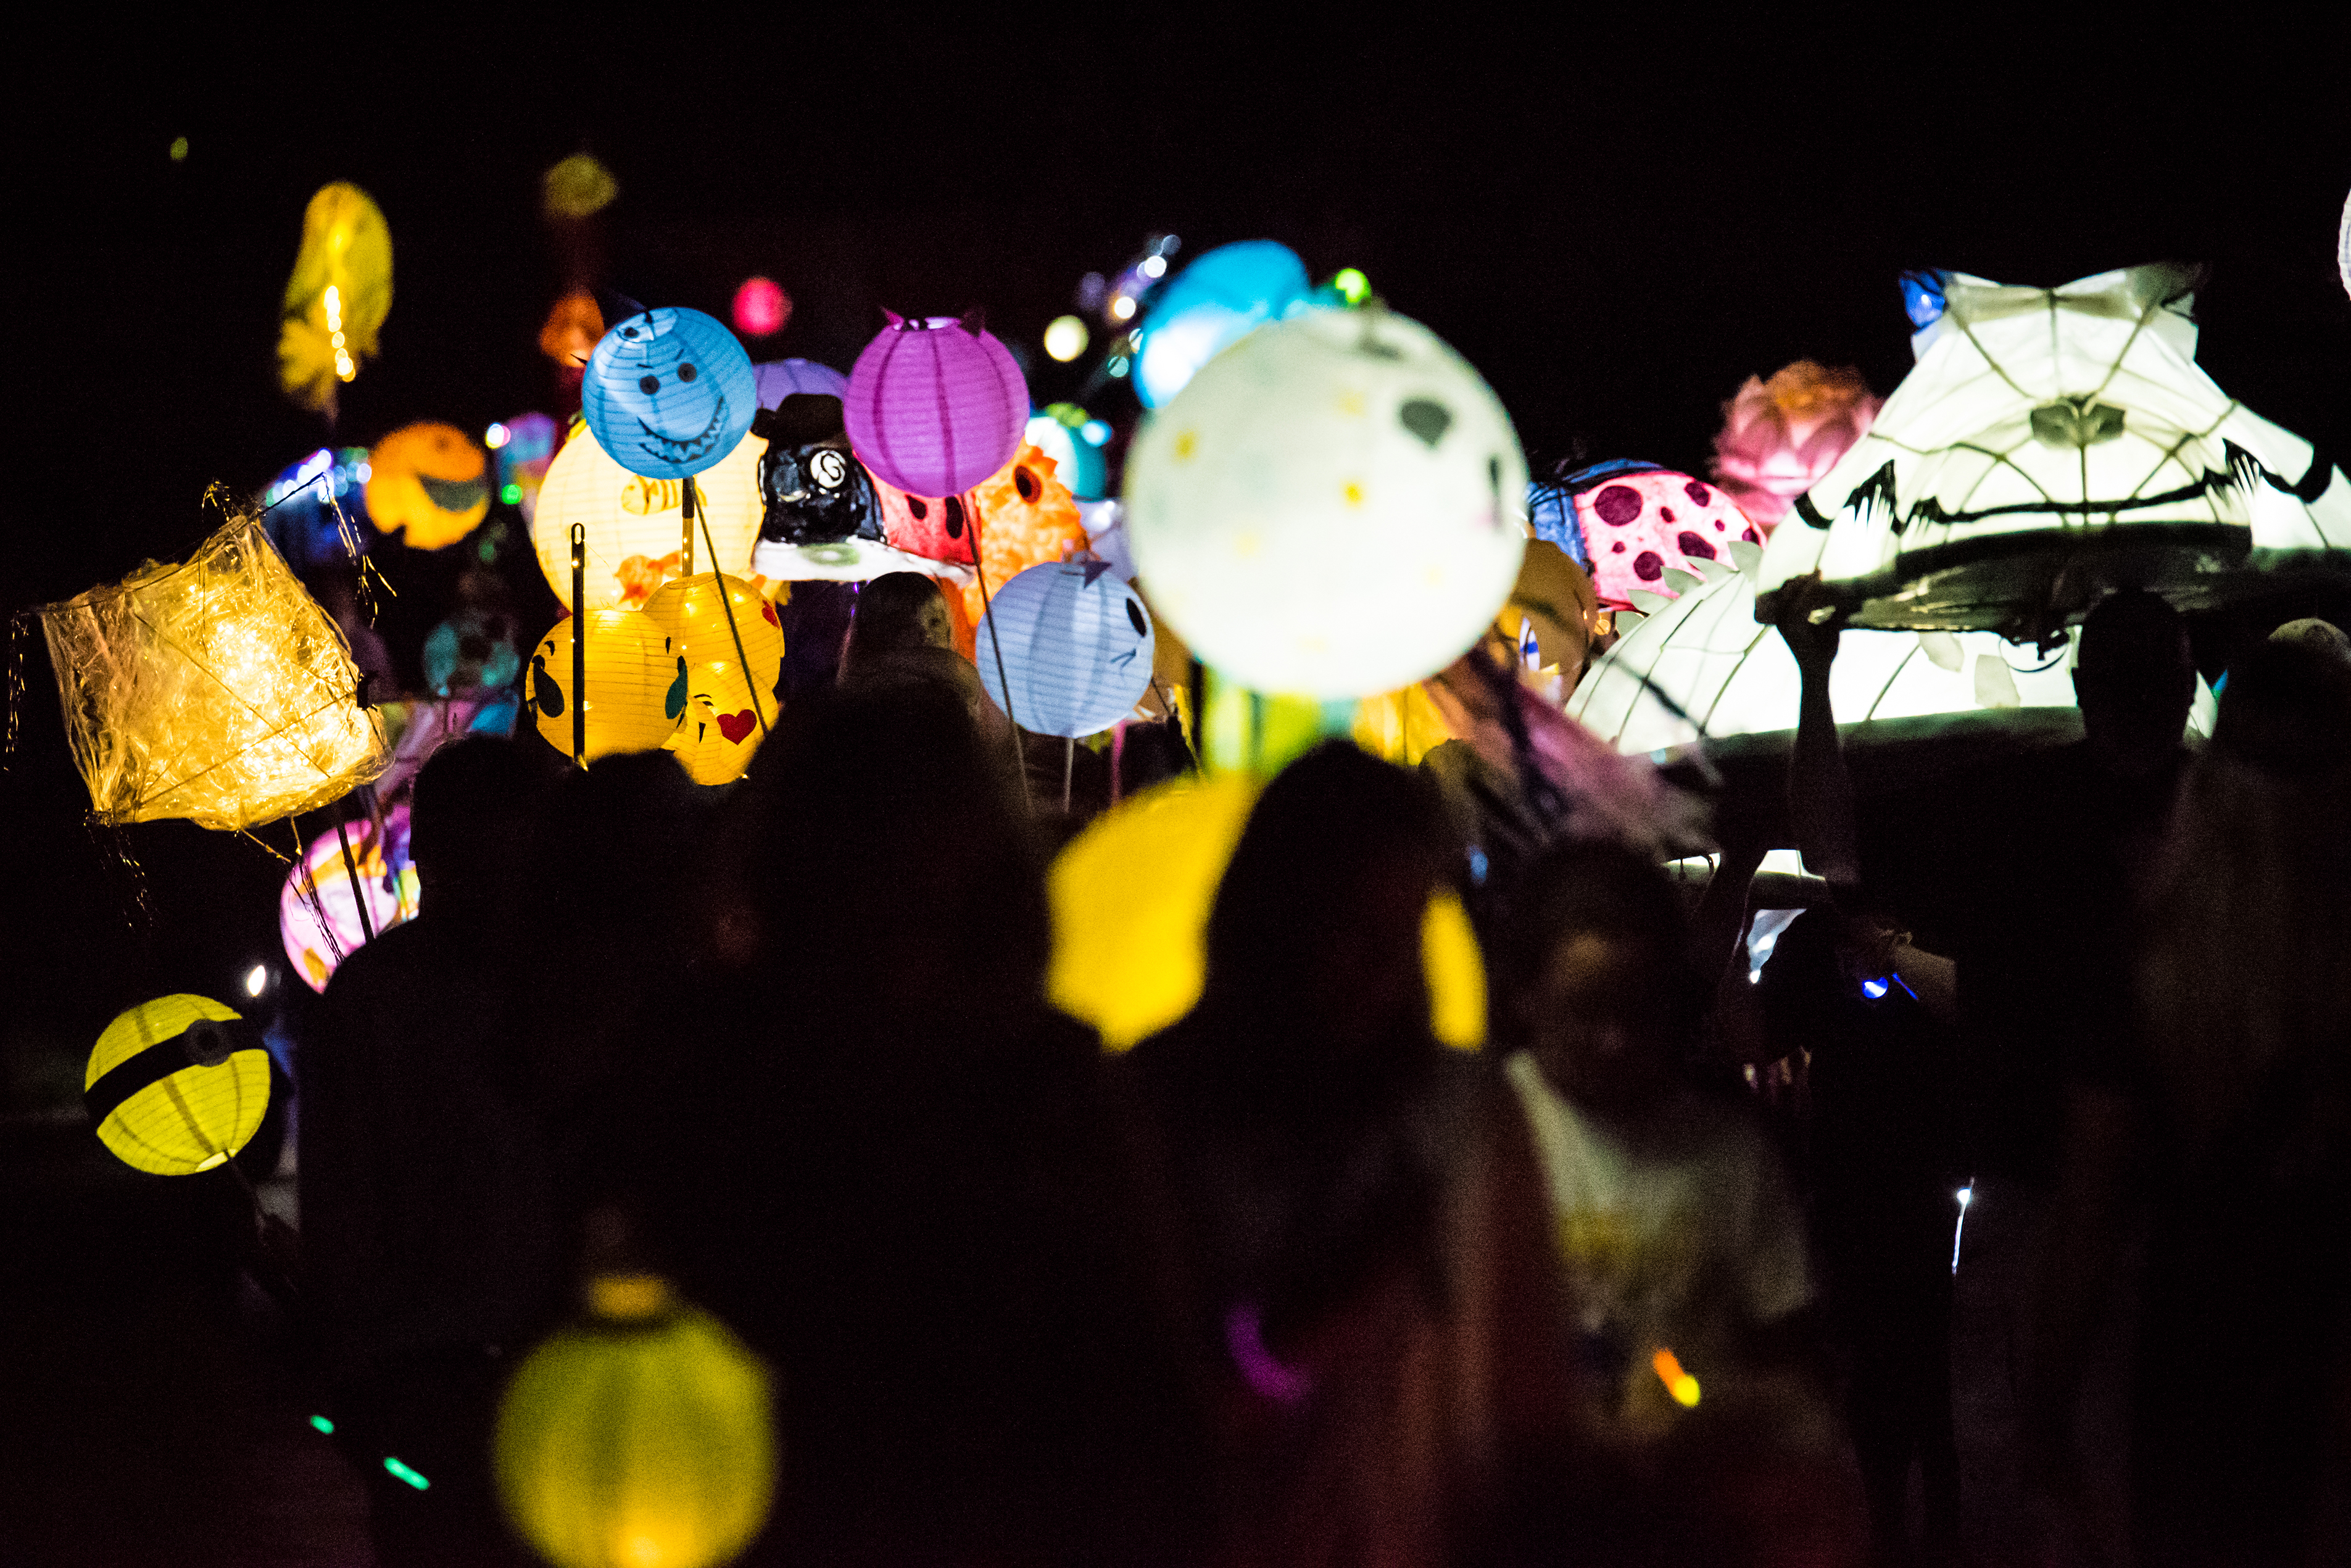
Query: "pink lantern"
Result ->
[[733, 276, 792, 337], [1572, 469, 1757, 610], [278, 806, 419, 992], [844, 312, 1029, 499], [1709, 361, 1880, 533]]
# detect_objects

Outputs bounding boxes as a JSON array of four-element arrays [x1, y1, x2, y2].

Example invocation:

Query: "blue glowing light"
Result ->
[[1899, 270, 1949, 331], [1861, 977, 1890, 999], [1134, 240, 1314, 409], [1468, 847, 1489, 886]]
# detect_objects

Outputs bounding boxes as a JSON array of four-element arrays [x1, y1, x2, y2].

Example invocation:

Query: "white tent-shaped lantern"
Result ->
[[1756, 263, 2351, 639]]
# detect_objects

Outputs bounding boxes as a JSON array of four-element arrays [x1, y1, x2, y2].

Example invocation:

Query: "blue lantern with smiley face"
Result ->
[[583, 308, 758, 481]]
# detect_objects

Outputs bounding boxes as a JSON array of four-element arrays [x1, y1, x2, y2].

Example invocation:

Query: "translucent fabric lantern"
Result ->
[[1134, 239, 1312, 409], [84, 995, 272, 1176], [533, 421, 766, 610], [525, 610, 688, 762], [1709, 362, 1880, 534], [583, 309, 759, 482], [752, 358, 848, 407], [1569, 550, 2217, 755], [496, 1275, 776, 1568], [366, 422, 491, 549], [1048, 773, 1488, 1051], [277, 182, 392, 417], [1756, 263, 2351, 637], [643, 575, 784, 785], [38, 515, 388, 831], [974, 560, 1156, 736], [279, 805, 419, 992], [1124, 309, 1527, 699], [844, 313, 1029, 498]]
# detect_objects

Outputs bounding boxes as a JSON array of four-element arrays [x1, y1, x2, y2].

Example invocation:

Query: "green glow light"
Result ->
[[383, 1456, 431, 1490], [501, 483, 524, 505], [1331, 268, 1370, 306], [309, 1415, 334, 1435]]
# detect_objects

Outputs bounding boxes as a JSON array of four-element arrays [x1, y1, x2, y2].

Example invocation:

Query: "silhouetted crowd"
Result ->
[[296, 577, 2351, 1567]]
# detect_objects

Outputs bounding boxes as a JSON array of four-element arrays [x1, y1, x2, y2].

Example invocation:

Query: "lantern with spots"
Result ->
[[1555, 462, 1759, 610], [583, 309, 759, 482], [871, 442, 1090, 649], [1123, 308, 1526, 699], [644, 574, 784, 786]]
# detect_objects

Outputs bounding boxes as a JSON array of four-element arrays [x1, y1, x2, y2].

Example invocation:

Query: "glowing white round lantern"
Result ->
[[974, 560, 1157, 737], [532, 423, 765, 612], [1124, 309, 1525, 699]]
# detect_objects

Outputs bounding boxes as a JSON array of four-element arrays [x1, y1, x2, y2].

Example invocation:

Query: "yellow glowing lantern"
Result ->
[[277, 182, 392, 417], [84, 995, 273, 1176], [1047, 772, 1488, 1050], [525, 610, 687, 763], [533, 423, 766, 611], [365, 422, 491, 549], [644, 575, 785, 785], [495, 1275, 776, 1568], [36, 512, 388, 831]]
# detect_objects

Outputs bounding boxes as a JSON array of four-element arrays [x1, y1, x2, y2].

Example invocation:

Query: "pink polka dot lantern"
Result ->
[[1568, 466, 1758, 609], [844, 312, 1029, 499]]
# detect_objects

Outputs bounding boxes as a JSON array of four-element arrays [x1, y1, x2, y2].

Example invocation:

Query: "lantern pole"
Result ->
[[570, 523, 587, 768], [967, 503, 1030, 810], [697, 512, 771, 742], [1062, 737, 1074, 812], [679, 476, 697, 578], [331, 808, 376, 947]]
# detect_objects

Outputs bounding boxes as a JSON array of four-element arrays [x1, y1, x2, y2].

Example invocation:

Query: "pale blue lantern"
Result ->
[[1135, 241, 1312, 409], [974, 560, 1157, 737], [583, 308, 757, 481]]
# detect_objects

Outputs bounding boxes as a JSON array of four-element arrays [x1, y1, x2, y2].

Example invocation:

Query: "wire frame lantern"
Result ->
[[38, 511, 388, 831]]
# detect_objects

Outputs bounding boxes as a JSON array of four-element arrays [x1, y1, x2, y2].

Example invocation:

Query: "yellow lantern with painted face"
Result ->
[[525, 609, 688, 763], [84, 995, 273, 1176], [643, 575, 784, 785]]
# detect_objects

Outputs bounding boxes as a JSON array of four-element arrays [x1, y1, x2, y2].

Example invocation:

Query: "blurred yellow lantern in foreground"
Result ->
[[533, 423, 766, 612], [525, 610, 687, 763], [278, 182, 392, 417], [1048, 770, 1488, 1050], [84, 995, 272, 1176], [496, 1275, 776, 1568], [36, 513, 388, 831], [644, 574, 784, 786]]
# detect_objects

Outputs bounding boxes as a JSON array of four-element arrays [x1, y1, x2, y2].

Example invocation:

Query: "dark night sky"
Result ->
[[1, 26, 2345, 1064]]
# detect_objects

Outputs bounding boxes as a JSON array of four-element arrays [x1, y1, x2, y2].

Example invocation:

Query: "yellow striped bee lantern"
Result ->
[[84, 996, 273, 1176]]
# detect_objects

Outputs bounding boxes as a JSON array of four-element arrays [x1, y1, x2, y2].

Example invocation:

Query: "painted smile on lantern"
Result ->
[[635, 393, 731, 468]]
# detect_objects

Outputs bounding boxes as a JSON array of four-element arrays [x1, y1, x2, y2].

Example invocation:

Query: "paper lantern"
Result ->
[[584, 308, 758, 481], [541, 289, 605, 374], [869, 443, 1090, 644], [732, 276, 790, 337], [1124, 309, 1527, 699], [366, 422, 491, 549], [1047, 774, 1488, 1051], [278, 806, 419, 992], [542, 154, 618, 220], [1568, 550, 2218, 754], [844, 313, 1029, 497], [526, 609, 688, 763], [496, 1276, 775, 1568], [277, 182, 391, 417], [752, 358, 848, 407], [533, 421, 766, 610], [974, 560, 1156, 737], [494, 412, 560, 523], [1553, 464, 1759, 611], [643, 575, 784, 785], [1135, 239, 1313, 409], [1709, 362, 1881, 534], [37, 514, 388, 831], [1025, 409, 1108, 500], [84, 995, 272, 1176], [1756, 263, 2351, 636]]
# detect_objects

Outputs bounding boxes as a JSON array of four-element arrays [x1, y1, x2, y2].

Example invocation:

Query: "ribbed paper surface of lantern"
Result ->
[[976, 560, 1157, 737], [495, 1292, 776, 1568], [37, 515, 389, 831], [644, 575, 785, 785], [85, 996, 272, 1176], [845, 315, 1029, 498], [1124, 309, 1527, 699], [583, 307, 758, 481], [526, 610, 687, 762], [533, 422, 766, 611], [752, 357, 848, 407], [279, 806, 420, 992]]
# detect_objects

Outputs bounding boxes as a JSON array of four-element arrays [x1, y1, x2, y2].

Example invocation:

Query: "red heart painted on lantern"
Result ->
[[716, 710, 757, 744]]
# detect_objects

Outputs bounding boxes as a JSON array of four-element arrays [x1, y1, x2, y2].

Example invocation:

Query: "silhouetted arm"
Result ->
[[1771, 575, 1861, 895]]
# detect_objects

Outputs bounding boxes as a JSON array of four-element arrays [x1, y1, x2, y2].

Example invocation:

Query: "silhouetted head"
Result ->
[[408, 736, 542, 913], [840, 573, 955, 679], [2213, 634, 2351, 778], [2267, 616, 2351, 666], [1499, 837, 1693, 1117], [1204, 742, 1454, 1056], [2073, 589, 2195, 779]]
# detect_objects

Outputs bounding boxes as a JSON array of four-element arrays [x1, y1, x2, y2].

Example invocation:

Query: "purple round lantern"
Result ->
[[753, 357, 850, 409], [844, 312, 1028, 497]]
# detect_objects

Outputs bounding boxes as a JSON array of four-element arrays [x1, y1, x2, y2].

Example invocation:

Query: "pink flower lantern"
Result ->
[[1709, 361, 1880, 533], [844, 312, 1029, 499]]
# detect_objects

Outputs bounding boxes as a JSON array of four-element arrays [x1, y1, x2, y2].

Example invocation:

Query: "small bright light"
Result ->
[[1956, 1186, 1973, 1207], [1331, 267, 1371, 305], [1042, 315, 1090, 362], [501, 483, 524, 505], [485, 422, 510, 450], [1106, 356, 1130, 378], [168, 136, 189, 162], [309, 1415, 335, 1435], [244, 964, 268, 997], [1109, 296, 1137, 322], [1861, 977, 1889, 999], [732, 276, 790, 336], [1080, 420, 1111, 446], [383, 1456, 431, 1491], [1141, 255, 1167, 280]]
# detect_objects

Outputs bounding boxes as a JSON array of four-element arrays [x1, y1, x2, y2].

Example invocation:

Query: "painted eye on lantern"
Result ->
[[1126, 599, 1148, 636], [678, 363, 697, 382], [1014, 467, 1040, 502], [943, 497, 966, 539], [810, 449, 848, 489], [908, 497, 929, 520], [639, 375, 661, 394]]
